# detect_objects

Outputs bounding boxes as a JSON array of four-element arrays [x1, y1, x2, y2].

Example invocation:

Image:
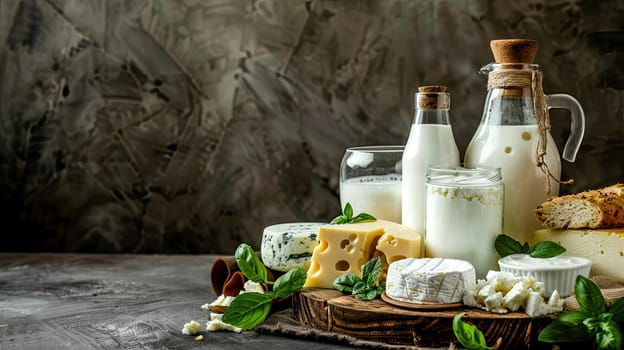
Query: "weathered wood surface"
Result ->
[[294, 288, 557, 349], [0, 253, 352, 350]]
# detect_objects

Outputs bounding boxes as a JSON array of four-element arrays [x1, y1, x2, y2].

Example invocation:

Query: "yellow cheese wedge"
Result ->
[[374, 224, 423, 278], [304, 220, 422, 288], [532, 228, 624, 283]]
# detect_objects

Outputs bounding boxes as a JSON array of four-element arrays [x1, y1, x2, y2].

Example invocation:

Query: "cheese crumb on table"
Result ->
[[181, 320, 202, 335], [206, 312, 242, 333], [201, 294, 235, 310]]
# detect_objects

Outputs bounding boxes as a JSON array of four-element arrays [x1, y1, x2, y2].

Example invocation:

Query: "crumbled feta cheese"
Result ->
[[202, 294, 236, 310], [503, 282, 529, 311], [463, 270, 561, 316], [182, 320, 202, 335], [241, 280, 265, 294], [547, 290, 564, 312], [484, 292, 505, 312], [206, 313, 242, 333]]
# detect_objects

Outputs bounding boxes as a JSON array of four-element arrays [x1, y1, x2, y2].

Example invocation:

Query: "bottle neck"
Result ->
[[413, 109, 452, 125], [481, 88, 537, 126]]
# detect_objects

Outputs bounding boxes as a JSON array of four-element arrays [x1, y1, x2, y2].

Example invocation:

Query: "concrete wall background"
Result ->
[[1, 0, 622, 253]]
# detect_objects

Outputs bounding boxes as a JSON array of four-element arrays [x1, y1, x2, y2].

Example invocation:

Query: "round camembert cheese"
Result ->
[[386, 258, 476, 304], [260, 222, 323, 272]]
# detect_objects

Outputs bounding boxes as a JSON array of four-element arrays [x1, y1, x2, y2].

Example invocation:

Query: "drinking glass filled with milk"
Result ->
[[425, 166, 503, 278], [339, 146, 403, 222]]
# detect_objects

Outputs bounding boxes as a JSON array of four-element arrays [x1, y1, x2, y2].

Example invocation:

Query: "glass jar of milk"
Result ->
[[425, 166, 503, 278], [401, 86, 460, 236]]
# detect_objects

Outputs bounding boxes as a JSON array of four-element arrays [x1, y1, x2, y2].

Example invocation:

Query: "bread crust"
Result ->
[[534, 184, 624, 229]]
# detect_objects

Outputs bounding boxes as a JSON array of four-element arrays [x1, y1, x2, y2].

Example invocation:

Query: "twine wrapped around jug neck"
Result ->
[[487, 69, 573, 195]]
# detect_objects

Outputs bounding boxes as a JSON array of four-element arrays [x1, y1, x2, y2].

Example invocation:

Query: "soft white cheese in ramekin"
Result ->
[[498, 254, 591, 297]]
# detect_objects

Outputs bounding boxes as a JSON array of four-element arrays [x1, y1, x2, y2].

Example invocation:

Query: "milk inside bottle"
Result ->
[[464, 39, 585, 244], [402, 86, 460, 236]]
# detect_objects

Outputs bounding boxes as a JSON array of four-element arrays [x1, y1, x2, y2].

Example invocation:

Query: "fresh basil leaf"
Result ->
[[272, 267, 307, 298], [352, 280, 372, 296], [494, 234, 523, 258], [351, 213, 377, 223], [333, 274, 361, 294], [235, 243, 268, 283], [522, 242, 530, 254], [584, 316, 602, 336], [595, 319, 622, 350], [330, 215, 347, 225], [330, 202, 376, 224], [608, 297, 624, 324], [361, 256, 382, 285], [538, 318, 589, 343], [452, 313, 491, 350], [222, 292, 273, 330], [529, 241, 566, 258], [378, 281, 386, 293], [558, 311, 590, 326], [354, 288, 380, 301], [576, 275, 607, 316], [343, 202, 353, 220]]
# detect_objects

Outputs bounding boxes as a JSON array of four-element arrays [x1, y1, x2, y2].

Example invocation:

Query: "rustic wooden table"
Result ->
[[0, 253, 353, 350]]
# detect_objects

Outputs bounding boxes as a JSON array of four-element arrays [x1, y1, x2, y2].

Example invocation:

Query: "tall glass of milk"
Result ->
[[425, 166, 504, 278], [339, 146, 403, 223]]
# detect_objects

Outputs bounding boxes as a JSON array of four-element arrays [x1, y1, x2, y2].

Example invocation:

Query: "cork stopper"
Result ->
[[416, 85, 450, 110], [489, 39, 538, 98], [418, 86, 447, 93], [490, 39, 538, 64]]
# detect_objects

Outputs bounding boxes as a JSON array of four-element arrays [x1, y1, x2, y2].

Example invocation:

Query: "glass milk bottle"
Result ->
[[402, 86, 460, 236], [426, 166, 503, 278], [464, 39, 585, 244]]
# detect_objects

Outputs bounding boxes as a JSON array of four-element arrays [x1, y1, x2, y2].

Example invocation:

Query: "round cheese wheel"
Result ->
[[386, 258, 476, 304]]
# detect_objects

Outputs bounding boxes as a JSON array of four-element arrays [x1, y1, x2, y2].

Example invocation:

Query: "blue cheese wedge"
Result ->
[[261, 222, 323, 272], [385, 258, 476, 304]]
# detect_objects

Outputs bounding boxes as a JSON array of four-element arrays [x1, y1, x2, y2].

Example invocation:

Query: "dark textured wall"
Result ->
[[1, 0, 623, 254]]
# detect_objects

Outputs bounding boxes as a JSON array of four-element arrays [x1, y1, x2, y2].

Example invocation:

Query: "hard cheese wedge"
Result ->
[[304, 220, 422, 288], [532, 228, 624, 283]]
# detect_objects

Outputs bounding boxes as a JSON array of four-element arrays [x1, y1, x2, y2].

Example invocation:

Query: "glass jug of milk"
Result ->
[[464, 39, 585, 244], [402, 86, 460, 235]]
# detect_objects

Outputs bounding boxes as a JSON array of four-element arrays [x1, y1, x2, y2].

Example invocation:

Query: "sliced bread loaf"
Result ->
[[534, 184, 624, 229]]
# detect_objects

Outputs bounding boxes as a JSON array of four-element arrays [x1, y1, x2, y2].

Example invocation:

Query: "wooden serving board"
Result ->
[[293, 288, 556, 349]]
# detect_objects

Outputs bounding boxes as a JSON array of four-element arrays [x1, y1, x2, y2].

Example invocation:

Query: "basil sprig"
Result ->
[[234, 243, 268, 283], [222, 243, 307, 330], [332, 256, 385, 300], [539, 275, 624, 350], [495, 234, 566, 258], [452, 312, 499, 350], [330, 202, 376, 224]]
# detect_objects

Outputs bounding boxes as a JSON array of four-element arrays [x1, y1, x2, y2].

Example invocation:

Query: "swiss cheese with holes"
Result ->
[[304, 220, 423, 288]]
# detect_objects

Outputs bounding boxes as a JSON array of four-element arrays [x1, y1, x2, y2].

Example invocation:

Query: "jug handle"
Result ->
[[547, 94, 585, 162]]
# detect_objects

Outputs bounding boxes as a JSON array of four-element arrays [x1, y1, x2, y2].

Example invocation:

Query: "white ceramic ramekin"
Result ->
[[498, 254, 591, 297]]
